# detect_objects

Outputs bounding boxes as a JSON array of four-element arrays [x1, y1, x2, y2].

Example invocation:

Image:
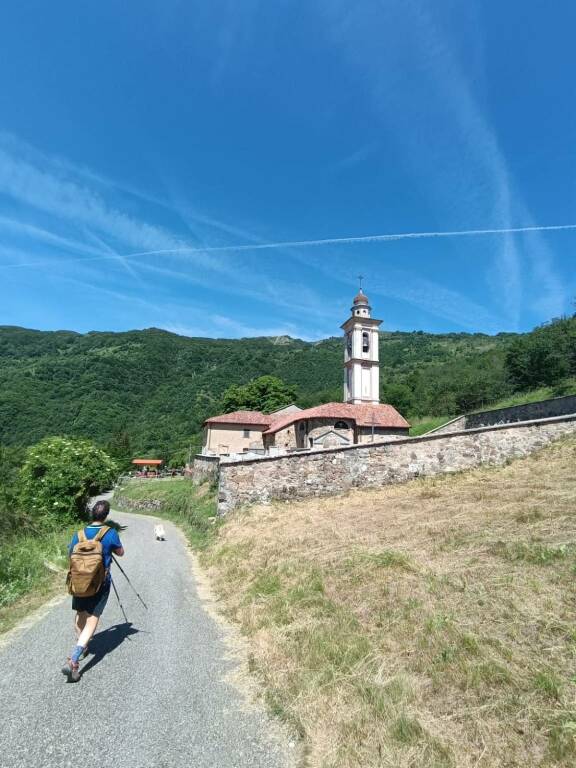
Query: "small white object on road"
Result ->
[[154, 523, 166, 541]]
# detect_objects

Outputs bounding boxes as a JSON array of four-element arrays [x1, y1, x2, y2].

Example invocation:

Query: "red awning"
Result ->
[[131, 459, 163, 465]]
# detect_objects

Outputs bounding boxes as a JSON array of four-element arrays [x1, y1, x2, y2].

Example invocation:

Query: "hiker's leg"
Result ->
[[75, 611, 88, 639], [77, 614, 100, 648], [68, 587, 109, 668]]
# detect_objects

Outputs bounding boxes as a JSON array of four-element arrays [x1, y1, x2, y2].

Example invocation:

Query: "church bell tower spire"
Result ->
[[341, 282, 382, 404]]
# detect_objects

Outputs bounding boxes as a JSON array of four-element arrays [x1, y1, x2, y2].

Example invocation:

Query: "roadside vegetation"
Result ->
[[113, 478, 218, 549], [0, 438, 117, 634], [201, 437, 576, 767]]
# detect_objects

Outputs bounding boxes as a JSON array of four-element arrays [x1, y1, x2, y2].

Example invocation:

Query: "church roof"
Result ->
[[204, 410, 272, 427], [263, 402, 410, 435], [353, 290, 370, 304]]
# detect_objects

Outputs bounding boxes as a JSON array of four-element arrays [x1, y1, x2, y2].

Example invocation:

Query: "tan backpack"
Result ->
[[66, 526, 110, 597]]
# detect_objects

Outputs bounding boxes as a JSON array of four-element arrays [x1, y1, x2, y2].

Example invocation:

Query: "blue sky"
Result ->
[[0, 1, 575, 340]]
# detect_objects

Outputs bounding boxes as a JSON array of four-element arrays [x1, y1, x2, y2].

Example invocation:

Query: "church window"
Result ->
[[334, 421, 349, 429], [243, 429, 250, 438], [346, 333, 352, 355], [362, 331, 370, 353], [299, 422, 306, 431]]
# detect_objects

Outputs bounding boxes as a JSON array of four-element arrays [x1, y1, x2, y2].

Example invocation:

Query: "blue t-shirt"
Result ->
[[68, 524, 123, 586]]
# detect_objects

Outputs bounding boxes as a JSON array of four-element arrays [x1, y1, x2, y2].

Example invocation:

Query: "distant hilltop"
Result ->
[[0, 316, 573, 462]]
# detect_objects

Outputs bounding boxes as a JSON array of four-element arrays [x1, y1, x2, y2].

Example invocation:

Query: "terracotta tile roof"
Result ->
[[263, 402, 410, 435], [203, 410, 272, 427]]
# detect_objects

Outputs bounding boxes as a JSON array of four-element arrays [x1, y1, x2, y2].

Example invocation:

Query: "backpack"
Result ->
[[66, 526, 110, 597]]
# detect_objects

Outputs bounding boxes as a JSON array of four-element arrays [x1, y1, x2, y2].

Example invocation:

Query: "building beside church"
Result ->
[[201, 289, 410, 457]]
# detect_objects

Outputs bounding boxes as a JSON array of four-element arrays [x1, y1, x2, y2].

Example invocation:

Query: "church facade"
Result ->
[[201, 289, 410, 457]]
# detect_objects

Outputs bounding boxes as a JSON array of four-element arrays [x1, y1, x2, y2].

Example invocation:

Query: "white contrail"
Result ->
[[119, 222, 576, 257], [2, 222, 576, 269]]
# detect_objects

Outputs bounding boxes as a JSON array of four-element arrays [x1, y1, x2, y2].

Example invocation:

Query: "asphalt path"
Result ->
[[0, 510, 294, 768]]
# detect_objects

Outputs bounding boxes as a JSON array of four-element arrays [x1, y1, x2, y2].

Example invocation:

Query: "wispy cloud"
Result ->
[[0, 214, 106, 259], [300, 250, 502, 333], [56, 275, 168, 316], [0, 134, 335, 327], [210, 314, 315, 339], [160, 315, 318, 341], [314, 0, 567, 326], [330, 141, 379, 173], [0, 134, 198, 257]]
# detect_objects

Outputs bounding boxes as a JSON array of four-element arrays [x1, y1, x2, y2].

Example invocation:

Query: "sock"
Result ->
[[70, 644, 85, 664]]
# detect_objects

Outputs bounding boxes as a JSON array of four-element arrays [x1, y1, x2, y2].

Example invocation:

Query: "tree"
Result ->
[[221, 375, 298, 414], [106, 430, 133, 472], [506, 318, 575, 390], [18, 436, 118, 522], [380, 383, 414, 415]]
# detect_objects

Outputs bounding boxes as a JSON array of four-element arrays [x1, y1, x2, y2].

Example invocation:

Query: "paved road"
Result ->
[[0, 510, 293, 768]]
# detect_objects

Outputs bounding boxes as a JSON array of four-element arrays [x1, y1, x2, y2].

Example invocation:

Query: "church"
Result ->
[[201, 289, 410, 457]]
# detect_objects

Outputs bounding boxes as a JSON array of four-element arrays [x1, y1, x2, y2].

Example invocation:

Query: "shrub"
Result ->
[[18, 436, 117, 523]]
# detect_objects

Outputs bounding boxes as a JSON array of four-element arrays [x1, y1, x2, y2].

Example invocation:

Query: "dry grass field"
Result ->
[[202, 437, 576, 767]]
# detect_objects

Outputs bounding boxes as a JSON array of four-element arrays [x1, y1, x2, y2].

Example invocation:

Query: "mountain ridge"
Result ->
[[0, 319, 573, 461]]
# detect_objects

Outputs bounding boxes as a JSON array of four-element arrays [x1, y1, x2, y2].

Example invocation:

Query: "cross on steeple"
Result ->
[[357, 274, 364, 292]]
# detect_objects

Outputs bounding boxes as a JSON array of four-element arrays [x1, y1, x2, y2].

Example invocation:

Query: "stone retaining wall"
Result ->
[[217, 414, 576, 513], [430, 394, 576, 435], [426, 415, 467, 435], [465, 394, 576, 429], [114, 496, 163, 512], [191, 455, 220, 483]]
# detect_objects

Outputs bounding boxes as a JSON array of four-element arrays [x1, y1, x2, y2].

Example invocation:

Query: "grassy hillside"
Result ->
[[0, 325, 513, 456], [201, 438, 576, 767], [0, 316, 574, 459]]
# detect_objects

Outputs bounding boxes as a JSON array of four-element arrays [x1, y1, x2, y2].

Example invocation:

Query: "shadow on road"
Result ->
[[81, 622, 140, 676]]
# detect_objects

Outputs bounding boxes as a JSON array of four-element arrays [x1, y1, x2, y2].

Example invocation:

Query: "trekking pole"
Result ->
[[111, 555, 148, 610], [110, 577, 130, 624]]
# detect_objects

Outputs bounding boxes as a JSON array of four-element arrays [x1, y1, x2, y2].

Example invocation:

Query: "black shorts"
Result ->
[[72, 584, 110, 617]]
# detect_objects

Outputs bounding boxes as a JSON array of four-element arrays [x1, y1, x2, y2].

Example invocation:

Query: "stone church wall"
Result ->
[[356, 427, 409, 443], [266, 424, 299, 451], [307, 419, 353, 447], [217, 414, 576, 514]]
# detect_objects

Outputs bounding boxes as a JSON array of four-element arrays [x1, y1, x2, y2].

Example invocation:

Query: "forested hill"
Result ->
[[0, 317, 574, 461]]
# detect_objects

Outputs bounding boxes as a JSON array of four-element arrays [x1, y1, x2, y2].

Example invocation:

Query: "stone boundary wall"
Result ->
[[430, 395, 576, 435], [426, 415, 467, 435], [465, 394, 576, 429], [114, 495, 163, 513], [217, 414, 576, 513], [191, 455, 220, 483]]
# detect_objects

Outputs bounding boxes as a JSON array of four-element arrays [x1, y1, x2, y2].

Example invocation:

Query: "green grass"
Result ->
[[0, 524, 71, 632], [409, 416, 452, 436], [409, 380, 576, 436], [477, 380, 576, 412], [491, 540, 572, 565], [113, 478, 218, 549]]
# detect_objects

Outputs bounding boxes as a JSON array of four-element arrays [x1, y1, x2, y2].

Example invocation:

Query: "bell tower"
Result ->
[[341, 282, 382, 404]]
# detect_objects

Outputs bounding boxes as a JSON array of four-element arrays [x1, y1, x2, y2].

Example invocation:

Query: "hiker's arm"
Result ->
[[113, 545, 125, 557]]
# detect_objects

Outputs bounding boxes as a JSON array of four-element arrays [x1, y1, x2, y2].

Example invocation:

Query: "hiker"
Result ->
[[62, 499, 124, 682]]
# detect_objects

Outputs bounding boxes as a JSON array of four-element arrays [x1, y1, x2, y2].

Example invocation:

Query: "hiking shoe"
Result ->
[[61, 658, 81, 683]]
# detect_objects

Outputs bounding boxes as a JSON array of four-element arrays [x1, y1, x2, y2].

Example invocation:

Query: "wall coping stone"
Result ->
[[425, 415, 466, 434], [194, 454, 220, 463], [218, 412, 576, 469]]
